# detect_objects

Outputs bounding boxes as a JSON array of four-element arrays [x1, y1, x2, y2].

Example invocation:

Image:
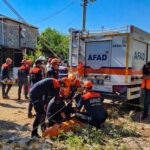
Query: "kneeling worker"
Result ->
[[30, 78, 60, 138], [76, 81, 107, 128], [46, 78, 71, 126]]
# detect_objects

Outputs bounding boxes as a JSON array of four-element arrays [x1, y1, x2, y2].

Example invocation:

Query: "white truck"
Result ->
[[69, 26, 150, 102]]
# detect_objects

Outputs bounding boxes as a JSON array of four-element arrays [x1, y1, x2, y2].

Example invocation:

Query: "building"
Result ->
[[0, 14, 38, 75]]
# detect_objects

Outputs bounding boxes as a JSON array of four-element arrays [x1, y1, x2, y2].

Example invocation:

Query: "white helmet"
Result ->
[[38, 55, 46, 61]]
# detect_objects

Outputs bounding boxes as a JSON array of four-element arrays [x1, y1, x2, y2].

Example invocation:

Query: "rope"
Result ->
[[22, 92, 78, 137]]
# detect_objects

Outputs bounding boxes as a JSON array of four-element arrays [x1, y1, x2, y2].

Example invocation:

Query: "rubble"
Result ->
[[0, 137, 53, 150]]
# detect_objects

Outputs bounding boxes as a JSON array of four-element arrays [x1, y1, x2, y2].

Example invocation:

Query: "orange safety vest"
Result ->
[[141, 79, 150, 89], [77, 62, 84, 77]]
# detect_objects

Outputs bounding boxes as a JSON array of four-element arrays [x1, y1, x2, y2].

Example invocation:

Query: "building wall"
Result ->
[[0, 18, 38, 72], [0, 19, 38, 49], [0, 22, 3, 45], [20, 23, 38, 49], [4, 20, 19, 48]]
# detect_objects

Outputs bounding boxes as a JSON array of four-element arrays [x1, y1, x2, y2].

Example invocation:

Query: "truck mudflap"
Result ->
[[127, 86, 141, 100], [93, 84, 142, 101]]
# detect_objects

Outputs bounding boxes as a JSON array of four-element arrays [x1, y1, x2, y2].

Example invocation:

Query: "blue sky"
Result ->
[[0, 0, 150, 34]]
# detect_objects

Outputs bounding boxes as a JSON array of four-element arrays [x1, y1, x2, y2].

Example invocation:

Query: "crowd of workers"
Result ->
[[0, 56, 108, 138], [1, 56, 150, 137]]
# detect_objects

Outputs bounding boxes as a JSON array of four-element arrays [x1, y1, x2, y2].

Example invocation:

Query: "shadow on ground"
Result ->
[[0, 103, 26, 109], [105, 101, 150, 124], [0, 120, 22, 140], [10, 98, 29, 104]]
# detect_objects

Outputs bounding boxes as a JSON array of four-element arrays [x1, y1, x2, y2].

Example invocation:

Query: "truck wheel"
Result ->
[[127, 98, 143, 111]]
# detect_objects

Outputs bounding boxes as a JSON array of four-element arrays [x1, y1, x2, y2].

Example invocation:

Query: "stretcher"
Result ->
[[43, 119, 84, 137]]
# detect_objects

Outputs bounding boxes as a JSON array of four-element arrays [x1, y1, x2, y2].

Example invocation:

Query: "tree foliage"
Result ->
[[37, 28, 69, 59], [26, 49, 44, 64]]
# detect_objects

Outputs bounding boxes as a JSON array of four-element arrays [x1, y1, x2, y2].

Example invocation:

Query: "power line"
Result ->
[[0, 1, 17, 18], [2, 0, 26, 23], [61, 14, 81, 32], [33, 0, 77, 24]]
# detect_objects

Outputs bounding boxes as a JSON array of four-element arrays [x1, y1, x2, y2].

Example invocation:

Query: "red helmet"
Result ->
[[48, 58, 53, 63], [83, 81, 93, 88], [21, 59, 26, 64], [51, 58, 60, 64]]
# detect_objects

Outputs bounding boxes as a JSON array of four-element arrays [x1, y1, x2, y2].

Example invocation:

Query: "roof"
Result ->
[[0, 14, 38, 29]]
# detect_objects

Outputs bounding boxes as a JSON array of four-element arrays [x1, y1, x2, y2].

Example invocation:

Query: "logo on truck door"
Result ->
[[88, 54, 107, 61], [134, 52, 145, 61]]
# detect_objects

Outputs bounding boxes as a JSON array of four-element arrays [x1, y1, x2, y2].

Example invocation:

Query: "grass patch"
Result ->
[[50, 108, 141, 150]]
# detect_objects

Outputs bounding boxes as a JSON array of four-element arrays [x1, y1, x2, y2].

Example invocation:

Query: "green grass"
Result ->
[[51, 109, 140, 150]]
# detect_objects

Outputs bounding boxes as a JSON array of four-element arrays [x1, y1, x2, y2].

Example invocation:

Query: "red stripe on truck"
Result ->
[[70, 67, 142, 75]]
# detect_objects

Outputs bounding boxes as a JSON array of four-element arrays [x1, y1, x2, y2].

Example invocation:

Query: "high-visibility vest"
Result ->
[[141, 79, 150, 89]]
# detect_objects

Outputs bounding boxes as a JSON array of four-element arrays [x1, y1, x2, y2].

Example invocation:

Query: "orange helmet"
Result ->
[[60, 77, 70, 87], [51, 58, 60, 64], [60, 87, 70, 97], [68, 73, 76, 81], [68, 73, 77, 86], [83, 81, 93, 88], [26, 60, 32, 65]]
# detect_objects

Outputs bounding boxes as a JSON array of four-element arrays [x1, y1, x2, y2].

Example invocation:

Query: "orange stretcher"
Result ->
[[43, 119, 84, 137]]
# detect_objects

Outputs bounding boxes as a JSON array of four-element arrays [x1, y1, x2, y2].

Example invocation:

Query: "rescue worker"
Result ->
[[38, 55, 47, 78], [68, 73, 81, 102], [62, 73, 82, 118], [59, 60, 68, 79], [17, 60, 29, 100], [28, 59, 43, 118], [1, 58, 13, 99], [76, 81, 107, 128], [46, 77, 71, 126], [46, 58, 53, 70], [46, 58, 60, 79], [141, 62, 150, 120], [45, 58, 60, 108], [30, 78, 60, 138], [77, 62, 84, 78], [29, 60, 43, 86]]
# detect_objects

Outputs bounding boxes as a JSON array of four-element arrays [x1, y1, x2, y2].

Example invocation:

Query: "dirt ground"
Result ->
[[0, 86, 33, 139], [0, 86, 150, 150]]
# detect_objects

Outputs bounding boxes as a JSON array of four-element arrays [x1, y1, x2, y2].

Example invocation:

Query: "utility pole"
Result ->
[[81, 0, 96, 32], [82, 0, 87, 32]]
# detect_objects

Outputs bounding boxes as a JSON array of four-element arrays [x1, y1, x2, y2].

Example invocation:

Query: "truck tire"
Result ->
[[127, 98, 143, 111]]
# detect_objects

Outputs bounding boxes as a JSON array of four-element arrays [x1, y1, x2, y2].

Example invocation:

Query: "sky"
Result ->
[[0, 0, 150, 34]]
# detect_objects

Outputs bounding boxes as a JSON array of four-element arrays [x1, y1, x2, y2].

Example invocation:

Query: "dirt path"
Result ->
[[0, 86, 33, 139]]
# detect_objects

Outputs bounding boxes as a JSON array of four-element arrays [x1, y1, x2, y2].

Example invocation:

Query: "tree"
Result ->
[[26, 49, 44, 64], [37, 28, 69, 59]]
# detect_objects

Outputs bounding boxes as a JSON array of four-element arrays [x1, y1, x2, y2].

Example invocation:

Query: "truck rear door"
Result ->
[[85, 40, 112, 75], [132, 40, 147, 77]]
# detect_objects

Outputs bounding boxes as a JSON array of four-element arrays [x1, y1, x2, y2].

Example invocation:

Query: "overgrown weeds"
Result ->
[[51, 107, 141, 150]]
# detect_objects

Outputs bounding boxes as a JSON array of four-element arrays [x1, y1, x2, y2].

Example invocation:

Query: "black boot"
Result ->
[[141, 114, 149, 120], [25, 95, 29, 99], [28, 112, 33, 118], [31, 130, 41, 138], [18, 94, 21, 100]]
